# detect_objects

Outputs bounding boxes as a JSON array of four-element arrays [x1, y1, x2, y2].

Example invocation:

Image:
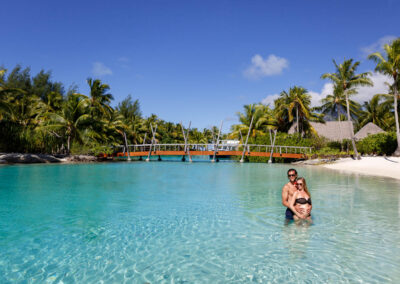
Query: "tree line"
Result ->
[[1, 38, 399, 156], [230, 38, 400, 156], [0, 67, 219, 154]]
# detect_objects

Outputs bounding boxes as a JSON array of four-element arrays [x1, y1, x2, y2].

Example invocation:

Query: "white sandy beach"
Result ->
[[322, 156, 400, 180]]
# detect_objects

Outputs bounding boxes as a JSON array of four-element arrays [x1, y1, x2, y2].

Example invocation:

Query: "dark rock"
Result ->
[[0, 153, 61, 164], [62, 155, 99, 163]]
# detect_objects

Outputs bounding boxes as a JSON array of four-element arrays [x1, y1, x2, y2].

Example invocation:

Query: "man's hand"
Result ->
[[297, 207, 306, 214], [298, 213, 308, 219]]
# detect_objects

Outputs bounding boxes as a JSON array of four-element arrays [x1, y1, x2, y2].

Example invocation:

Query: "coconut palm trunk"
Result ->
[[345, 91, 360, 159], [296, 106, 299, 134], [337, 105, 344, 151], [67, 135, 71, 154], [394, 86, 400, 156]]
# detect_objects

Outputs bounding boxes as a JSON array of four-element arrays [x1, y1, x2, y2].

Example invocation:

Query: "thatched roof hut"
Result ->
[[354, 122, 385, 140], [288, 121, 354, 141]]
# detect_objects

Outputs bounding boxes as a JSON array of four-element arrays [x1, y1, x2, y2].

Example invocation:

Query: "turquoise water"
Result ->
[[1, 162, 400, 283]]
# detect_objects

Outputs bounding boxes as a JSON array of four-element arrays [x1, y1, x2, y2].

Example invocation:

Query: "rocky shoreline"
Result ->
[[0, 153, 104, 164]]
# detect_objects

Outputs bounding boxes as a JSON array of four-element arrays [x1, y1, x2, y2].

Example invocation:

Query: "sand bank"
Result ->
[[322, 156, 400, 180]]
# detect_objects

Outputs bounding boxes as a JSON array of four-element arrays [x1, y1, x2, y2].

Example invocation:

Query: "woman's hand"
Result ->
[[292, 209, 308, 219]]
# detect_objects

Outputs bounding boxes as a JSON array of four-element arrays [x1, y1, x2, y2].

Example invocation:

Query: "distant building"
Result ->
[[219, 139, 240, 150], [354, 122, 385, 140], [288, 121, 354, 141]]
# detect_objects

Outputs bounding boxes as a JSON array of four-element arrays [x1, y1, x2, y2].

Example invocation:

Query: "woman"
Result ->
[[288, 177, 312, 221]]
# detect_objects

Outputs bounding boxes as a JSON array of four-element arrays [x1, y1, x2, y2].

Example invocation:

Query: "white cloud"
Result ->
[[118, 57, 130, 63], [355, 72, 393, 103], [92, 62, 112, 76], [361, 35, 398, 57], [308, 83, 334, 107], [117, 57, 131, 69], [243, 54, 289, 79], [261, 93, 280, 106]]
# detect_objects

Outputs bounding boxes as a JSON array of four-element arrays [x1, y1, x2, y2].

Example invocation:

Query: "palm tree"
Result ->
[[140, 114, 159, 143], [358, 94, 392, 130], [0, 69, 11, 120], [7, 92, 46, 127], [274, 86, 323, 135], [0, 68, 29, 121], [117, 95, 142, 144], [188, 128, 208, 144], [368, 38, 400, 156], [316, 85, 360, 121], [321, 59, 373, 158], [101, 110, 127, 145], [42, 93, 91, 154], [43, 91, 63, 113], [230, 104, 276, 140], [86, 78, 114, 118], [315, 85, 360, 144], [378, 83, 400, 130]]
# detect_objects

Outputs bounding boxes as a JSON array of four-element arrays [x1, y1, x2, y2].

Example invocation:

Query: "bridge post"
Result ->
[[239, 129, 244, 144], [142, 133, 147, 152], [268, 129, 277, 163], [187, 122, 192, 162], [240, 115, 254, 163], [123, 131, 131, 161], [180, 122, 192, 162], [212, 121, 223, 162], [146, 124, 157, 162]]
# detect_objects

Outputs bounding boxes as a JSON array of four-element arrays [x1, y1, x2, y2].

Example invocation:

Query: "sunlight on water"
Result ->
[[1, 162, 400, 283]]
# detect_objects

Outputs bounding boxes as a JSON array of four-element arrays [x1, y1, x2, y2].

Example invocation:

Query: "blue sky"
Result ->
[[1, 0, 399, 132]]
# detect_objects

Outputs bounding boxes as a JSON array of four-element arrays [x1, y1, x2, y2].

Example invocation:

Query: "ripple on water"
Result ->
[[0, 162, 400, 283]]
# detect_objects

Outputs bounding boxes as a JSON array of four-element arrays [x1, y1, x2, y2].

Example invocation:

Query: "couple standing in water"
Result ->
[[281, 169, 312, 221]]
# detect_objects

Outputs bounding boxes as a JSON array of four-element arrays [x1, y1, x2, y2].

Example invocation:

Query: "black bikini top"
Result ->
[[295, 197, 312, 205]]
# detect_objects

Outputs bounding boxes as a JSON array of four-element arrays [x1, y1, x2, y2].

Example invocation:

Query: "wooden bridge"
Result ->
[[105, 143, 312, 162], [101, 119, 312, 163]]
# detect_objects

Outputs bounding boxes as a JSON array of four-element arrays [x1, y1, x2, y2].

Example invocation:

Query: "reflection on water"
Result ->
[[0, 162, 400, 282], [282, 220, 311, 261]]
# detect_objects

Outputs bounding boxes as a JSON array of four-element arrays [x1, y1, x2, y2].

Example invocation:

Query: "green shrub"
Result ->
[[70, 143, 114, 156], [357, 132, 397, 155], [251, 132, 315, 147]]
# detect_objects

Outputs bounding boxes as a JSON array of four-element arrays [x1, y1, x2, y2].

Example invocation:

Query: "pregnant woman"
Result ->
[[289, 177, 312, 221]]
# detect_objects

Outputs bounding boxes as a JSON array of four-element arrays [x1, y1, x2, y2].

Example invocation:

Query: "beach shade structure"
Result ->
[[288, 121, 354, 141], [354, 122, 385, 140]]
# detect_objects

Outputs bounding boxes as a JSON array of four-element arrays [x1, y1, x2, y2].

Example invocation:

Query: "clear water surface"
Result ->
[[1, 161, 400, 283]]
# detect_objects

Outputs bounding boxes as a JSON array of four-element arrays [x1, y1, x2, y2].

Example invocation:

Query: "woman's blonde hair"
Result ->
[[297, 177, 311, 198]]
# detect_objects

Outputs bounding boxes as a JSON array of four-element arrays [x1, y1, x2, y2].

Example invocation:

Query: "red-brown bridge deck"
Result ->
[[112, 151, 305, 159]]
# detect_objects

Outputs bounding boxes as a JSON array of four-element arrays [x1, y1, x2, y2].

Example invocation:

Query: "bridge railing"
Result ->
[[245, 144, 312, 154], [117, 143, 312, 154]]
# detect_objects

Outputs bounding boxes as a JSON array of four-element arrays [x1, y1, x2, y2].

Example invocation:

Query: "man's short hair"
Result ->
[[287, 168, 297, 175]]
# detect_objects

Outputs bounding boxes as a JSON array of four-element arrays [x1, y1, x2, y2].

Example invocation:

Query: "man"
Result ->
[[281, 168, 305, 220]]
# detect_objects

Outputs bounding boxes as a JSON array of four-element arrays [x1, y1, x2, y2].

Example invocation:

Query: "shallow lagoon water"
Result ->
[[1, 161, 400, 283]]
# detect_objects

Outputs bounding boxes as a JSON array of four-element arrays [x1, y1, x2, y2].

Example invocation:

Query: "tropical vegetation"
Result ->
[[1, 38, 399, 157], [0, 65, 218, 155], [368, 38, 400, 156], [320, 59, 373, 158]]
